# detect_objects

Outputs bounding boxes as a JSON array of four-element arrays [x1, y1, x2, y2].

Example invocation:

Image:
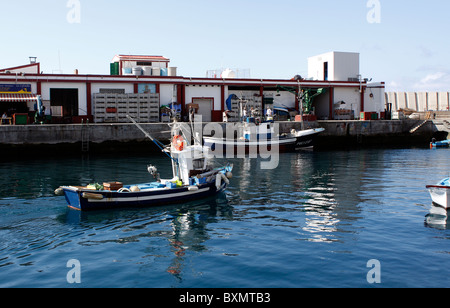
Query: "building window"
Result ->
[[99, 88, 125, 94], [137, 62, 152, 66]]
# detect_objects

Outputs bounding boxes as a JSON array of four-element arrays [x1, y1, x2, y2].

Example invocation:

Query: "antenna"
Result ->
[[52, 50, 63, 74], [58, 50, 62, 72]]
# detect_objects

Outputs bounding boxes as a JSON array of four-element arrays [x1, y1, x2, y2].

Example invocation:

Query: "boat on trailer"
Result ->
[[426, 178, 450, 209], [56, 116, 233, 211]]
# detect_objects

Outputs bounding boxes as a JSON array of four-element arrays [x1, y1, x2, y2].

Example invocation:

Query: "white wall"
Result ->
[[185, 85, 222, 110], [385, 92, 450, 111], [40, 82, 87, 115], [333, 52, 360, 82], [364, 83, 385, 113], [335, 87, 361, 115], [1, 65, 39, 75], [308, 51, 359, 81], [308, 52, 335, 81], [266, 91, 296, 109], [160, 84, 176, 106]]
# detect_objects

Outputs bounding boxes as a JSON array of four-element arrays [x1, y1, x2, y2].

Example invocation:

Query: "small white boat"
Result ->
[[426, 178, 450, 209]]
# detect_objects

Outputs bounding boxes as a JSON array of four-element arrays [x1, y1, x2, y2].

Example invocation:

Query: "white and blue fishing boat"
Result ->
[[205, 96, 324, 153], [56, 116, 233, 211], [204, 120, 324, 154], [426, 178, 450, 209]]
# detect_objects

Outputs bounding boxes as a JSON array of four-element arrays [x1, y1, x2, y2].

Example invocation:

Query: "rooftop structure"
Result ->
[[111, 54, 172, 76]]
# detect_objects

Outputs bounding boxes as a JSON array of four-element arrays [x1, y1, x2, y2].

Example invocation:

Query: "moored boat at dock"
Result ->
[[203, 120, 324, 154], [426, 178, 450, 209]]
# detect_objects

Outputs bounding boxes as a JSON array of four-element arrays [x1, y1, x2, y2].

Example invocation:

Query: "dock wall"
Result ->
[[0, 120, 442, 155], [315, 120, 437, 148], [0, 123, 172, 145]]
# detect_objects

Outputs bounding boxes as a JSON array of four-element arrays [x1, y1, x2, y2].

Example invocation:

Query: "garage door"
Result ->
[[192, 98, 212, 122]]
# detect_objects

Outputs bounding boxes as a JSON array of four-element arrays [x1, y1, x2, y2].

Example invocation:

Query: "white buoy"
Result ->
[[221, 173, 230, 184], [216, 173, 222, 190]]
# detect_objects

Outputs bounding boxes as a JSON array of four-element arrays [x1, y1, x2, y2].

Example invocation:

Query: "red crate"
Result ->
[[360, 112, 372, 120]]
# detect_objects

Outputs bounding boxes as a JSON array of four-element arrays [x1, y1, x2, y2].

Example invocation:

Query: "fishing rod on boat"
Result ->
[[126, 115, 178, 165]]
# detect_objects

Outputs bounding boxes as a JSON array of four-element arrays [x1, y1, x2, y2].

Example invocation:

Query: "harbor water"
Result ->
[[0, 148, 449, 288]]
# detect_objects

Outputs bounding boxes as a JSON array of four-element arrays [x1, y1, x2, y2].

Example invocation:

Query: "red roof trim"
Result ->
[[0, 73, 382, 89], [113, 55, 170, 62], [0, 62, 40, 73]]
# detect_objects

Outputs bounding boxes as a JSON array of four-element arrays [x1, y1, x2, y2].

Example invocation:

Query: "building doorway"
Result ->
[[192, 98, 213, 122], [50, 89, 79, 117], [323, 62, 328, 81]]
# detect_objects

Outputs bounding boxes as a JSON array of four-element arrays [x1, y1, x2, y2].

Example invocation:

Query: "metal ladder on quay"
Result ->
[[81, 119, 90, 153]]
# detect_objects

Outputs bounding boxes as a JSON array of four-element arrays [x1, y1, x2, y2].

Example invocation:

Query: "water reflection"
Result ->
[[59, 193, 234, 280], [216, 151, 374, 243], [425, 205, 449, 230], [3, 150, 444, 284], [0, 154, 172, 200]]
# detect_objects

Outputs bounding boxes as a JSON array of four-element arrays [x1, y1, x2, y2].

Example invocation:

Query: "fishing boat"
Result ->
[[430, 139, 450, 149], [55, 116, 233, 211], [203, 120, 325, 154], [426, 178, 450, 209]]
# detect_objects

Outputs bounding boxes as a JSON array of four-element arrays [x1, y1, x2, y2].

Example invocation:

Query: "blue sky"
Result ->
[[1, 0, 449, 92]]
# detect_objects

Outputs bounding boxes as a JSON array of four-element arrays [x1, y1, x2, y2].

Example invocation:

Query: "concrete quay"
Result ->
[[0, 119, 443, 155], [315, 119, 439, 148]]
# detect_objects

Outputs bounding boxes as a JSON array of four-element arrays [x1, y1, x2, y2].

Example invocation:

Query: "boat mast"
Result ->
[[297, 81, 304, 130]]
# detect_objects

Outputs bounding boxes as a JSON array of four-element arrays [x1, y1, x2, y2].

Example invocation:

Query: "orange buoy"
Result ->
[[172, 135, 184, 151]]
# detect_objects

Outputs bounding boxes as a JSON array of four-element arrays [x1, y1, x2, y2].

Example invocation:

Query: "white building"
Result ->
[[308, 51, 360, 82], [308, 51, 385, 119], [0, 52, 385, 123]]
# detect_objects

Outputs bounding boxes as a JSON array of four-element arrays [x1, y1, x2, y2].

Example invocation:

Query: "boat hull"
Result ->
[[63, 181, 227, 211], [426, 185, 450, 209], [204, 128, 323, 154]]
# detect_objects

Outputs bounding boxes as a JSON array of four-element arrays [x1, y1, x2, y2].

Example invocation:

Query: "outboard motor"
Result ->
[[147, 165, 161, 182]]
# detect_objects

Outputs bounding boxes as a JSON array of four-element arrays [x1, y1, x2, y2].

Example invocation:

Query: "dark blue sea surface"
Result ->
[[0, 148, 449, 288]]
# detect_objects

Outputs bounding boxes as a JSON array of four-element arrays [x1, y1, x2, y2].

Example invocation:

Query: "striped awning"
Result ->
[[0, 93, 38, 102]]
